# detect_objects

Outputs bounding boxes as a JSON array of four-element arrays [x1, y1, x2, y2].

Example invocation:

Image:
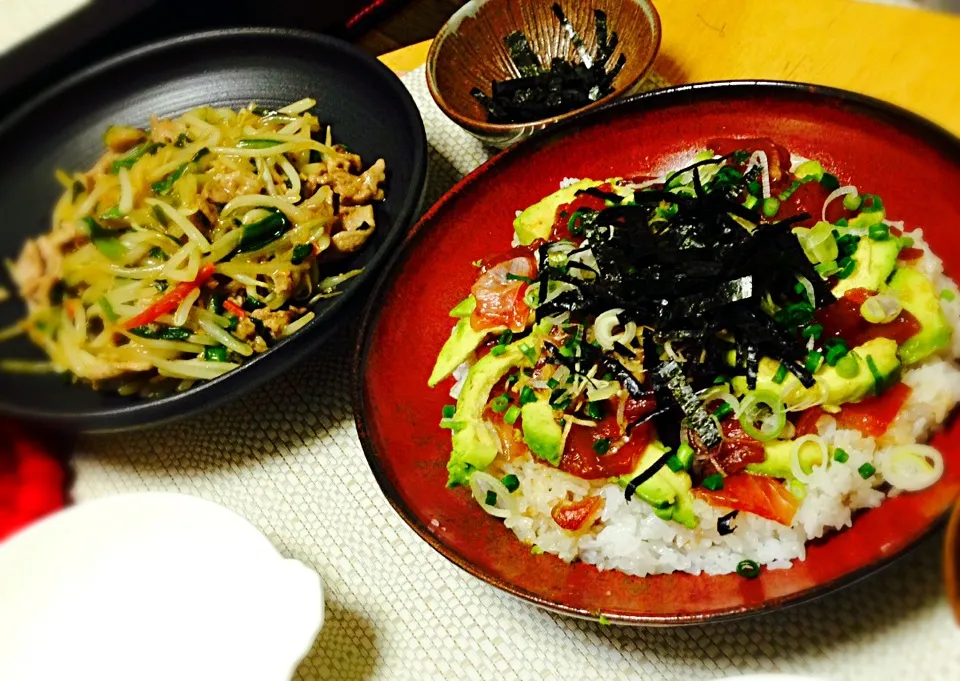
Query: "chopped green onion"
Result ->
[[675, 442, 695, 469], [498, 330, 514, 346], [842, 193, 862, 211], [491, 345, 508, 357], [743, 195, 759, 210], [836, 233, 860, 256], [772, 363, 789, 384], [585, 401, 604, 420], [111, 141, 162, 173], [484, 490, 498, 506], [546, 377, 560, 389], [291, 244, 313, 265], [597, 614, 611, 626], [774, 302, 815, 327], [593, 438, 611, 455], [778, 180, 803, 202], [836, 257, 856, 280], [442, 405, 456, 419], [868, 223, 890, 241], [665, 455, 685, 472], [866, 355, 884, 394], [504, 405, 521, 425], [860, 193, 884, 213], [519, 386, 536, 406], [804, 350, 823, 373], [502, 474, 520, 493], [835, 353, 860, 379], [238, 210, 290, 253], [150, 163, 189, 195], [490, 394, 511, 413], [762, 197, 780, 218], [801, 324, 823, 340], [204, 345, 228, 362], [530, 545, 544, 555], [713, 375, 728, 385], [824, 340, 849, 366], [833, 448, 850, 463], [820, 173, 840, 191], [814, 261, 840, 277], [835, 217, 849, 227], [899, 236, 915, 248], [225, 315, 239, 332], [747, 180, 762, 197], [519, 343, 538, 364], [713, 402, 734, 420], [738, 389, 786, 441], [858, 462, 876, 479], [941, 290, 956, 302], [551, 397, 572, 411], [567, 209, 589, 236], [192, 147, 210, 162], [736, 559, 761, 579], [505, 273, 534, 284], [702, 474, 725, 491]]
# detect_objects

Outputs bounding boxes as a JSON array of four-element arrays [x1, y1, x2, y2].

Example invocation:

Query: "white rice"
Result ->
[[481, 226, 960, 577]]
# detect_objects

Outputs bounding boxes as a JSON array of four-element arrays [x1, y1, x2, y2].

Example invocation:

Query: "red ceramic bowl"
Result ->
[[355, 81, 960, 625]]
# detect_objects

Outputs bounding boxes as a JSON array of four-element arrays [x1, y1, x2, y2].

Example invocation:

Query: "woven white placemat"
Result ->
[[72, 66, 960, 681]]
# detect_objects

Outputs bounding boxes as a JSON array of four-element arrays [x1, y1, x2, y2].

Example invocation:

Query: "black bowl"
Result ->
[[0, 28, 427, 432]]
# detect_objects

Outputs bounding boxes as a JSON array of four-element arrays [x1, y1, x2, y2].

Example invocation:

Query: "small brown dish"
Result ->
[[426, 0, 661, 148]]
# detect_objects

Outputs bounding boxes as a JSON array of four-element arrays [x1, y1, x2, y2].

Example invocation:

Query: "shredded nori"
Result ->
[[530, 153, 833, 467], [717, 510, 739, 536], [471, 5, 626, 124]]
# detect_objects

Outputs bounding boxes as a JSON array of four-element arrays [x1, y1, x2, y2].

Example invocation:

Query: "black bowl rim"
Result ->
[[0, 27, 427, 432], [354, 78, 960, 625]]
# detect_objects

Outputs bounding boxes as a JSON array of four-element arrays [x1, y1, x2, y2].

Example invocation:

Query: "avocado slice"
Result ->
[[886, 267, 952, 364], [428, 297, 505, 387], [513, 179, 632, 245], [519, 398, 563, 465], [732, 337, 900, 410], [446, 337, 541, 486], [747, 438, 827, 479], [832, 237, 900, 297], [616, 442, 698, 529]]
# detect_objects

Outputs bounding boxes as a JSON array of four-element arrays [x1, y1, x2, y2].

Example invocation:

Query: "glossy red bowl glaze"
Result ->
[[356, 81, 960, 625]]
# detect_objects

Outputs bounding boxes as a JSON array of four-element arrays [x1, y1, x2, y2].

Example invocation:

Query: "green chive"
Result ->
[[747, 180, 762, 196], [941, 290, 956, 302], [506, 373, 520, 387], [665, 455, 685, 473], [291, 243, 313, 265], [835, 217, 849, 227], [98, 296, 118, 323], [505, 273, 534, 284], [833, 448, 850, 463], [225, 315, 239, 332], [519, 343, 538, 364], [504, 405, 522, 425], [858, 462, 876, 479], [842, 193, 862, 211], [237, 138, 282, 149], [772, 363, 789, 384], [713, 402, 734, 420], [801, 324, 824, 340], [501, 474, 520, 493], [150, 163, 189, 195], [530, 545, 544, 555], [490, 394, 511, 413], [814, 261, 840, 277], [585, 401, 604, 420], [702, 474, 725, 491], [736, 559, 761, 579], [805, 350, 823, 373], [597, 614, 611, 626], [868, 223, 890, 241], [243, 295, 266, 312], [866, 355, 884, 394], [191, 147, 210, 163], [491, 345, 508, 357], [567, 209, 589, 236], [743, 195, 759, 210], [836, 233, 860, 256], [762, 197, 780, 218], [484, 490, 498, 506], [861, 193, 884, 213], [442, 405, 456, 419], [825, 341, 849, 366], [519, 386, 536, 406], [593, 438, 611, 455], [547, 377, 560, 389], [204, 345, 228, 362]]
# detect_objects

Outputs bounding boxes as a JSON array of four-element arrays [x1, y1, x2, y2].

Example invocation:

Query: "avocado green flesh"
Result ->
[[520, 399, 563, 465], [446, 339, 538, 486], [732, 337, 900, 410], [512, 178, 631, 245], [832, 236, 900, 297], [887, 267, 952, 364], [616, 442, 698, 529], [428, 307, 504, 387], [747, 439, 827, 479]]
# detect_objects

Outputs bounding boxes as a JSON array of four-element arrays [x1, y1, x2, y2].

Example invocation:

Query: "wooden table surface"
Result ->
[[379, 0, 960, 136]]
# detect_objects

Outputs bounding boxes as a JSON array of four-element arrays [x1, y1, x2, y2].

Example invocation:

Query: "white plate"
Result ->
[[0, 493, 324, 681]]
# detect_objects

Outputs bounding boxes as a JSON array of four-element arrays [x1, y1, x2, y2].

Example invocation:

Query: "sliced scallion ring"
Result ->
[[469, 471, 518, 519], [860, 294, 902, 324], [790, 434, 829, 483], [879, 444, 944, 491], [738, 389, 786, 441]]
